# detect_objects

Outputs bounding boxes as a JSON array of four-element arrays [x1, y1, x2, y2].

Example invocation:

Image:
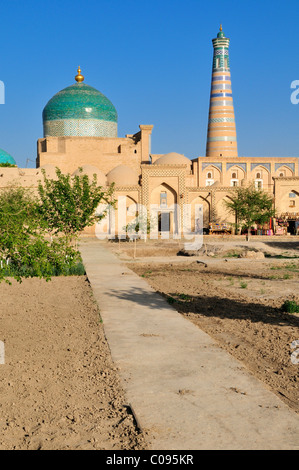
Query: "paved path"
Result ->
[[80, 239, 299, 450]]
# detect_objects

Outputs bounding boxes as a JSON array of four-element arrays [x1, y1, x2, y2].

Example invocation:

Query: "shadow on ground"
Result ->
[[262, 241, 299, 251], [107, 286, 299, 328], [160, 291, 299, 328], [108, 287, 172, 311]]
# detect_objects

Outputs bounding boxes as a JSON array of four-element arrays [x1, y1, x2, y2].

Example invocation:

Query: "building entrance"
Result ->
[[158, 212, 170, 233]]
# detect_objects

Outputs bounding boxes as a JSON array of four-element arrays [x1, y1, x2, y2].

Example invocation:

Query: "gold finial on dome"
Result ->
[[220, 24, 223, 31], [75, 66, 84, 83]]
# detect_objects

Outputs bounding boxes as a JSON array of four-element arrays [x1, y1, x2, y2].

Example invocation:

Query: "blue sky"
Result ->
[[0, 0, 298, 167]]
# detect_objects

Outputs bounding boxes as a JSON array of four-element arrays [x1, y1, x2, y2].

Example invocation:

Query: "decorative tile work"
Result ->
[[226, 162, 247, 172], [43, 119, 117, 137], [212, 67, 230, 72], [43, 83, 117, 122], [212, 75, 231, 82], [141, 166, 186, 221], [111, 185, 140, 191], [210, 100, 234, 107], [214, 49, 229, 56], [0, 148, 16, 165], [211, 93, 233, 98], [211, 84, 232, 90], [206, 29, 237, 157], [43, 82, 118, 138], [275, 163, 295, 172], [209, 117, 235, 123], [251, 163, 271, 172], [202, 162, 222, 171]]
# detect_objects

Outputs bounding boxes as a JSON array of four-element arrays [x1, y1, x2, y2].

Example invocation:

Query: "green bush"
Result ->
[[1, 259, 85, 279], [281, 300, 299, 314]]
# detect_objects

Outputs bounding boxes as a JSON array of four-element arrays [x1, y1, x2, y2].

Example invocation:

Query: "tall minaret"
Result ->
[[206, 25, 238, 157]]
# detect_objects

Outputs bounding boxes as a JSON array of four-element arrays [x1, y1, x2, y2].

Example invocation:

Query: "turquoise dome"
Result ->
[[217, 25, 225, 38], [0, 148, 16, 166], [43, 78, 118, 138]]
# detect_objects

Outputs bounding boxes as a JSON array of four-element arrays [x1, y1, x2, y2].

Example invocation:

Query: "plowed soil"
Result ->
[[0, 276, 146, 450]]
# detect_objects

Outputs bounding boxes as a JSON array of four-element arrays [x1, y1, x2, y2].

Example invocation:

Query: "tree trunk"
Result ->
[[134, 238, 137, 259]]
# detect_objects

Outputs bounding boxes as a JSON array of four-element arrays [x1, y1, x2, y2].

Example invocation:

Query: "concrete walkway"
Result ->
[[80, 239, 299, 450]]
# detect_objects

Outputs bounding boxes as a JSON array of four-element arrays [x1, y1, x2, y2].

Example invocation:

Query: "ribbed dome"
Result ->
[[107, 165, 139, 186], [154, 152, 191, 167], [72, 165, 107, 186], [0, 149, 16, 166], [43, 77, 118, 138]]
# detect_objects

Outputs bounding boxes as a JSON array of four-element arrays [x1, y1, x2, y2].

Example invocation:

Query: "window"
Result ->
[[279, 172, 285, 177], [255, 180, 263, 190], [231, 172, 237, 179], [206, 170, 214, 186], [160, 192, 167, 208], [289, 200, 296, 208], [256, 172, 262, 179], [231, 180, 238, 187]]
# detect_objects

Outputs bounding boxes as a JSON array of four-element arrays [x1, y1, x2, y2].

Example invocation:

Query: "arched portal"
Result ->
[[150, 183, 178, 236], [190, 196, 210, 231]]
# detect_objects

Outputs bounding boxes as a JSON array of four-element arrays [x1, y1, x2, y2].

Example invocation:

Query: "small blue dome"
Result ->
[[0, 149, 16, 165]]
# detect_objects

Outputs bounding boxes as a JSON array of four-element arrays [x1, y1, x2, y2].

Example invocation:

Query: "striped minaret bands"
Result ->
[[206, 25, 238, 158]]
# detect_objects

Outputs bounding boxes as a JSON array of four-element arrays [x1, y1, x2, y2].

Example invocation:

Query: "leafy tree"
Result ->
[[37, 167, 115, 247], [224, 183, 275, 240], [0, 186, 77, 282], [125, 211, 157, 240]]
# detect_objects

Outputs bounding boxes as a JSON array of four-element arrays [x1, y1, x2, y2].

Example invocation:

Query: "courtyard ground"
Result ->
[[0, 236, 298, 450], [109, 236, 299, 414], [0, 276, 146, 450]]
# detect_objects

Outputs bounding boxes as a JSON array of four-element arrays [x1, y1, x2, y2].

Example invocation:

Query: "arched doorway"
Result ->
[[150, 183, 178, 236], [190, 196, 210, 232]]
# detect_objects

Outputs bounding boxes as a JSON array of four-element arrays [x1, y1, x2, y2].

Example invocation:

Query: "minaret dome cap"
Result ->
[[217, 24, 225, 38]]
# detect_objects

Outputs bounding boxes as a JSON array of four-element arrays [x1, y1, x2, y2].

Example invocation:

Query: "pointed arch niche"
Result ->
[[150, 183, 178, 235], [189, 195, 211, 230], [204, 165, 221, 186]]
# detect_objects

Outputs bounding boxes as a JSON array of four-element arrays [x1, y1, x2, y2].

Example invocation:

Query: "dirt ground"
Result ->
[[1, 237, 298, 450], [0, 276, 146, 450], [109, 237, 299, 414]]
